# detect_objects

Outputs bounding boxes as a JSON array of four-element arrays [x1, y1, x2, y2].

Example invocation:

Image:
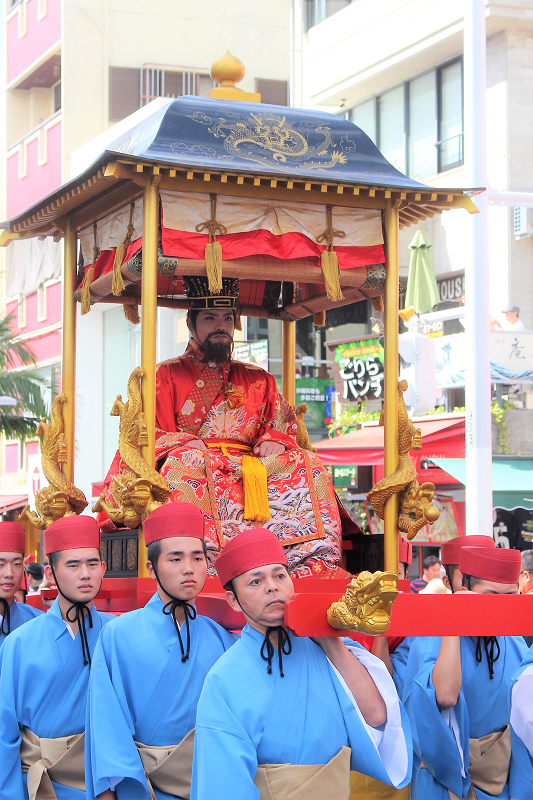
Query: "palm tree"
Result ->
[[0, 314, 49, 439]]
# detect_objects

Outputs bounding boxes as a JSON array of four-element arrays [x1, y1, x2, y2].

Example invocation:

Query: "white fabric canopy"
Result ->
[[79, 200, 144, 263], [160, 191, 383, 247]]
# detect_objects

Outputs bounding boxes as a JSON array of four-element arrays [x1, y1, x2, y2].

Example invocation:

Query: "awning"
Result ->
[[315, 418, 465, 465], [432, 458, 533, 511], [0, 494, 28, 513]]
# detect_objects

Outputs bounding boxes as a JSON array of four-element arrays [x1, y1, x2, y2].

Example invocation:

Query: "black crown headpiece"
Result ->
[[184, 276, 239, 310]]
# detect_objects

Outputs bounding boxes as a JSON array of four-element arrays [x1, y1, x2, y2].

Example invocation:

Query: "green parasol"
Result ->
[[405, 230, 440, 314]]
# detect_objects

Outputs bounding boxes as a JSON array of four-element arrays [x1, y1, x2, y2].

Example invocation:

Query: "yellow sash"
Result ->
[[20, 727, 85, 800], [135, 728, 195, 800], [254, 746, 351, 800]]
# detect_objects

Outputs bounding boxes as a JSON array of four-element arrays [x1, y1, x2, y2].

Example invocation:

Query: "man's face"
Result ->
[[398, 562, 407, 580], [470, 579, 519, 595], [147, 537, 207, 603], [505, 310, 518, 324], [192, 309, 235, 347], [424, 562, 441, 581], [227, 563, 294, 632], [442, 565, 464, 593], [0, 551, 24, 603], [519, 570, 533, 594], [44, 548, 105, 604]]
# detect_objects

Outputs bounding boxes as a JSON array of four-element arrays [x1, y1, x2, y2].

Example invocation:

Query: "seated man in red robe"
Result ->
[[105, 277, 350, 577]]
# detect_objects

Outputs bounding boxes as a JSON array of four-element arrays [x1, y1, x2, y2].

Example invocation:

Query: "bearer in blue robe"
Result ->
[[509, 645, 533, 799], [404, 545, 527, 800], [0, 515, 113, 800], [0, 521, 42, 647], [191, 528, 412, 800], [85, 502, 234, 800]]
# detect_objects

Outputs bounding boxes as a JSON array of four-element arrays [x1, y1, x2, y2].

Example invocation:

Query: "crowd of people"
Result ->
[[1, 511, 533, 800]]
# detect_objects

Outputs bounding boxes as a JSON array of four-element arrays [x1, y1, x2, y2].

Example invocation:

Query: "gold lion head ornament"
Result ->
[[327, 571, 399, 636]]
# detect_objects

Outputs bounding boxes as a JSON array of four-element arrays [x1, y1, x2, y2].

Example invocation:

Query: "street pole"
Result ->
[[464, 0, 492, 538]]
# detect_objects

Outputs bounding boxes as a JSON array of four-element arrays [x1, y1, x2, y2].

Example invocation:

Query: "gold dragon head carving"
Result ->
[[327, 571, 399, 636]]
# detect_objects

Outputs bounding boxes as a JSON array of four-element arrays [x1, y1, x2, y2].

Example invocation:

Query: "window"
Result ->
[[408, 72, 437, 181], [17, 295, 26, 329], [109, 67, 141, 122], [53, 81, 61, 114], [140, 65, 212, 106], [347, 58, 463, 179], [378, 86, 406, 174], [37, 283, 47, 322], [305, 0, 353, 31], [350, 98, 376, 143], [438, 60, 463, 172], [256, 79, 288, 106], [246, 317, 269, 341]]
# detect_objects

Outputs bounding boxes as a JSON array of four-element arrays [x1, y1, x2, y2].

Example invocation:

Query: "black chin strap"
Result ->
[[152, 565, 197, 662], [50, 566, 95, 667], [475, 636, 501, 680], [260, 626, 292, 677], [0, 598, 11, 636], [232, 587, 292, 677]]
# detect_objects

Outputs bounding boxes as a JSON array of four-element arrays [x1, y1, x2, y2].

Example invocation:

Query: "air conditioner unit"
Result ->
[[514, 207, 533, 239]]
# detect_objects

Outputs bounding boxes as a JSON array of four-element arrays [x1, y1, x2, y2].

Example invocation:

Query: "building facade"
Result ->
[[1, 0, 290, 519]]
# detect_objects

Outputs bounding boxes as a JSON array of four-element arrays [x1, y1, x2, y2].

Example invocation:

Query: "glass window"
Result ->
[[408, 72, 437, 180], [378, 86, 406, 173], [351, 99, 376, 143], [438, 60, 463, 172]]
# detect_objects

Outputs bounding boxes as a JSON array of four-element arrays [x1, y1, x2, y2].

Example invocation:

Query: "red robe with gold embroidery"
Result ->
[[104, 340, 345, 577]]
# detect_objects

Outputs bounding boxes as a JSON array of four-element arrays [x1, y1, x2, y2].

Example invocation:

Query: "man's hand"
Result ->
[[254, 441, 286, 457], [180, 439, 207, 451]]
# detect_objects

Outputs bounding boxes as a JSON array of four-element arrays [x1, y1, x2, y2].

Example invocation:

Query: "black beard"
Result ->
[[200, 333, 233, 365]]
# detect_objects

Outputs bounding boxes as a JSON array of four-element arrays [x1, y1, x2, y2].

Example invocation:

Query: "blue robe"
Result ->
[[509, 644, 533, 800], [403, 635, 527, 800], [191, 625, 412, 800], [0, 599, 113, 800], [0, 600, 42, 648], [85, 593, 235, 800], [390, 636, 415, 697]]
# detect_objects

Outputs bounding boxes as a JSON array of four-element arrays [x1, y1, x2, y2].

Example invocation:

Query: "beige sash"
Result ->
[[20, 727, 85, 800], [349, 771, 410, 799], [254, 746, 351, 800], [421, 725, 511, 800], [135, 727, 195, 800]]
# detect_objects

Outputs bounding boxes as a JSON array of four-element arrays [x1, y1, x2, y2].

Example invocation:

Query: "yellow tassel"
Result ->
[[80, 266, 94, 315], [371, 296, 384, 313], [123, 303, 140, 324], [313, 310, 326, 327], [112, 243, 126, 296], [320, 250, 344, 302], [234, 310, 242, 332], [205, 240, 223, 294], [242, 454, 271, 522]]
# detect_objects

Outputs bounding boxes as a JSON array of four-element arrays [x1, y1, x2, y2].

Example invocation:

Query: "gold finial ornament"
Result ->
[[204, 51, 261, 103], [327, 571, 399, 635], [19, 394, 88, 529], [92, 367, 172, 528], [367, 379, 440, 540], [210, 50, 246, 88]]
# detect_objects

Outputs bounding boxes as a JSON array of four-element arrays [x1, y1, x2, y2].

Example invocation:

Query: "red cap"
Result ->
[[24, 554, 36, 565], [142, 503, 204, 545], [43, 515, 100, 555], [0, 522, 25, 555], [215, 529, 287, 589], [441, 535, 495, 566], [398, 535, 412, 566], [459, 546, 521, 584]]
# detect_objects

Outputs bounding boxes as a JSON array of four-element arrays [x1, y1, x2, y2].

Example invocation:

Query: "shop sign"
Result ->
[[233, 340, 268, 371], [329, 337, 385, 402], [294, 378, 334, 428], [332, 465, 357, 487], [437, 273, 464, 305]]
